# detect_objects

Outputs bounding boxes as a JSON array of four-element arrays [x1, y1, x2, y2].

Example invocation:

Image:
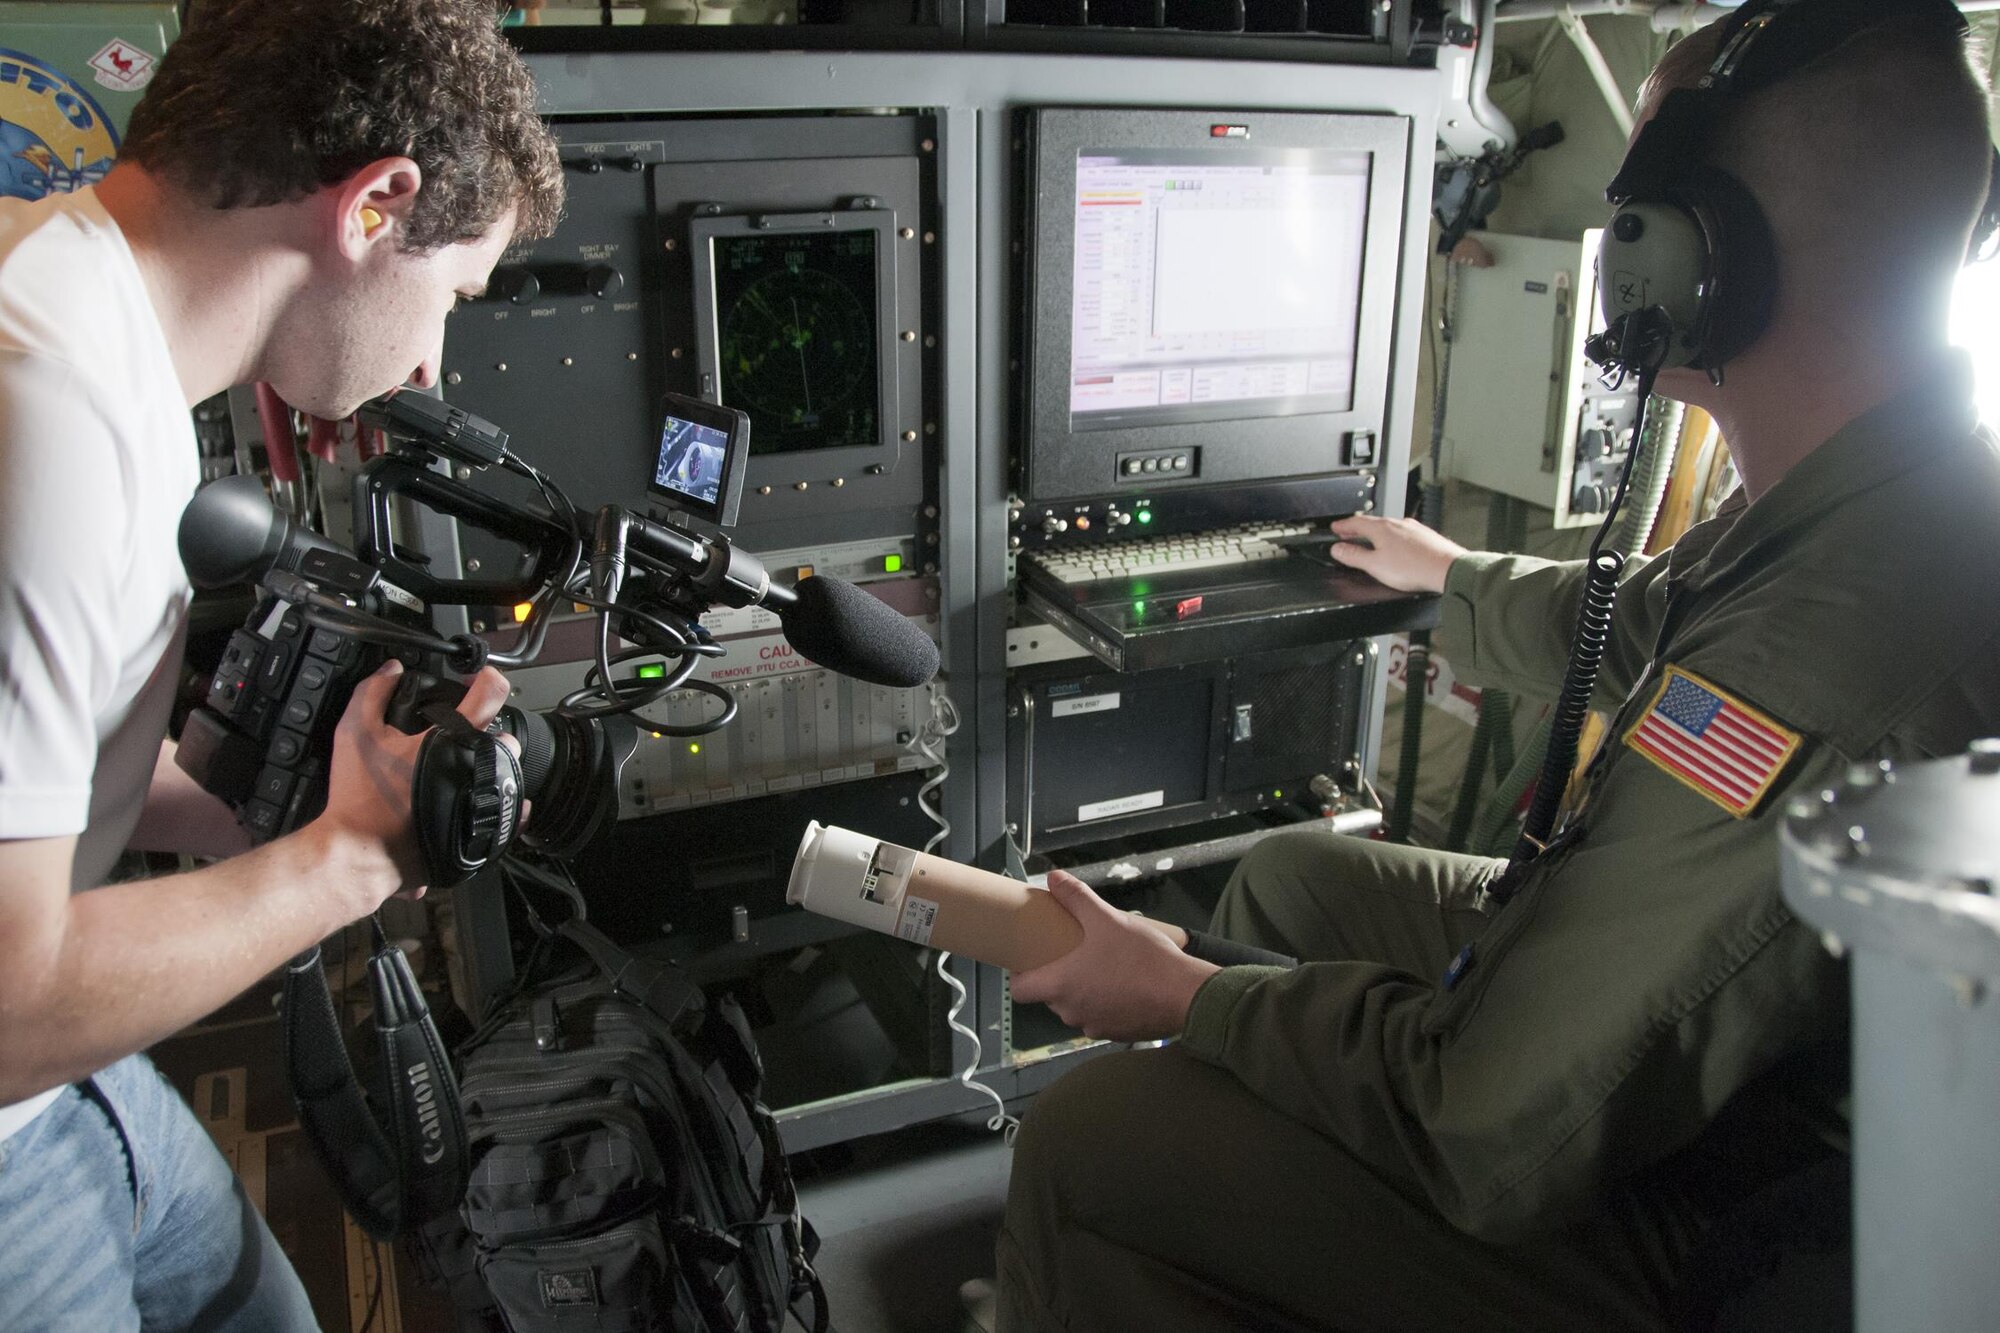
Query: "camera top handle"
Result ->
[[353, 454, 574, 608]]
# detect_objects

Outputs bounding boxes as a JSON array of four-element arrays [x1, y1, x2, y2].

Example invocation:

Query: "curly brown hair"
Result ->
[[121, 0, 563, 250]]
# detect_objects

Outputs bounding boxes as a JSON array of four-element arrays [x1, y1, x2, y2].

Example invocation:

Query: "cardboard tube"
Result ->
[[786, 822, 1175, 972]]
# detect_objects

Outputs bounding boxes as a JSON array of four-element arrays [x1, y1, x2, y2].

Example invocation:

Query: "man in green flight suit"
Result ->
[[994, 4, 2000, 1330]]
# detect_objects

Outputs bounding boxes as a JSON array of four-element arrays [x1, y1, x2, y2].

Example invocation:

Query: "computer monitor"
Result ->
[[1021, 108, 1409, 504]]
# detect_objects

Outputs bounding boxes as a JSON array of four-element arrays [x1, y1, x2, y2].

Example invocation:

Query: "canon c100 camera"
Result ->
[[175, 390, 938, 888]]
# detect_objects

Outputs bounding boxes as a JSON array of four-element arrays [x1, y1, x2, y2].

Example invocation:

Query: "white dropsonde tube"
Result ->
[[786, 822, 1175, 971]]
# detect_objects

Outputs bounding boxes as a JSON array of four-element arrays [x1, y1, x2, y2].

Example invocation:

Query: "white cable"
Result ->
[[908, 687, 960, 854], [904, 689, 1016, 1140], [937, 948, 1019, 1144]]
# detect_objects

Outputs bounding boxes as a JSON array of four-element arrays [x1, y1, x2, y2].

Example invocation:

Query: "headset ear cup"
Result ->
[[1676, 165, 1779, 372], [1597, 201, 1710, 369]]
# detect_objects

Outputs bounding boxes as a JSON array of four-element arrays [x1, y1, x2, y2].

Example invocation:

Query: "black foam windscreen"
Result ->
[[778, 576, 939, 689]]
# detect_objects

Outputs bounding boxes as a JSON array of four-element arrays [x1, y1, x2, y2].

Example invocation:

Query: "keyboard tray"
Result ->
[[1020, 548, 1440, 673]]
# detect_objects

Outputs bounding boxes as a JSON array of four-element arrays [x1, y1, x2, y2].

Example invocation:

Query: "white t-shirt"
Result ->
[[0, 188, 198, 1140]]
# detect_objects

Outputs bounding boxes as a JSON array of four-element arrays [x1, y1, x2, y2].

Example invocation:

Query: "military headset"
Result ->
[[1587, 0, 2000, 382]]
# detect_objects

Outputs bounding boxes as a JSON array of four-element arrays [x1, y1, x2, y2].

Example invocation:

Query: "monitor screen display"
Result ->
[[654, 414, 731, 510], [1068, 147, 1371, 428], [709, 228, 882, 455]]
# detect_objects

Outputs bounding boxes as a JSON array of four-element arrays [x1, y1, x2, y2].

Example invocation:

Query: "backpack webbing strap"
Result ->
[[555, 918, 704, 1033]]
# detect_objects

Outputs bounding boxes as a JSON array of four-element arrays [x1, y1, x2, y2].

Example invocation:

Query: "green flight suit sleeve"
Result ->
[[1179, 739, 1849, 1243], [1437, 551, 1670, 706]]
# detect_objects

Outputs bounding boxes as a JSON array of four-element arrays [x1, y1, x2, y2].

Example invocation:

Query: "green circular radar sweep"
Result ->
[[720, 267, 874, 443]]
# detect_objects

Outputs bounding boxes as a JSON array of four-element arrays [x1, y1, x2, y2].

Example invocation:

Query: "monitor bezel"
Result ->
[[1021, 108, 1409, 504], [688, 208, 902, 476]]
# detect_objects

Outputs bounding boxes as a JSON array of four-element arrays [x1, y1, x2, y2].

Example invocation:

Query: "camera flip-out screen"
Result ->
[[649, 391, 749, 528]]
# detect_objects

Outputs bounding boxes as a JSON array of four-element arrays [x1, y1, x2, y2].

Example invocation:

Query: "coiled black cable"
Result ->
[[1502, 354, 1664, 876], [1511, 549, 1622, 860]]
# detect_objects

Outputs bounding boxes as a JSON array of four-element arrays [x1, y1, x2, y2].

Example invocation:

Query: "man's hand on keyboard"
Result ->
[[1325, 515, 1465, 594]]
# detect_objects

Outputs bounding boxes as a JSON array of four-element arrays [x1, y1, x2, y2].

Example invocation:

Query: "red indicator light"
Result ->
[[1210, 124, 1249, 139], [1175, 596, 1205, 620]]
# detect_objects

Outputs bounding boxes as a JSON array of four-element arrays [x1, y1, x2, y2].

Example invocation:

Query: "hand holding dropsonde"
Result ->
[[1009, 872, 1220, 1044]]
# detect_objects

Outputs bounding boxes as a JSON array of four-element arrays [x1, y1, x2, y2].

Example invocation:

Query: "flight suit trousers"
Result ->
[[996, 831, 1681, 1333]]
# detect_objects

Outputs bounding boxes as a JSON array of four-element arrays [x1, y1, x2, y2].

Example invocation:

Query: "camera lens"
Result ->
[[496, 706, 624, 858]]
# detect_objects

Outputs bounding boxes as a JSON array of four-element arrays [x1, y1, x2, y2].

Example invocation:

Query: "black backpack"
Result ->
[[416, 916, 828, 1333]]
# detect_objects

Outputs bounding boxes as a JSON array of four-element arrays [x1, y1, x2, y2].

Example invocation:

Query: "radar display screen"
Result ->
[[709, 229, 882, 455]]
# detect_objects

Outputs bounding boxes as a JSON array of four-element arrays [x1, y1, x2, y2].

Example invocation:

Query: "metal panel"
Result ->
[[508, 48, 1439, 1144]]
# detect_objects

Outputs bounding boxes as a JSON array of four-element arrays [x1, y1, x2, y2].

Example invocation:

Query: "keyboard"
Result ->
[[1024, 523, 1318, 586]]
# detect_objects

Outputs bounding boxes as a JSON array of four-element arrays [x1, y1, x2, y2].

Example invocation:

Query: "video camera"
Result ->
[[175, 389, 936, 888], [172, 389, 940, 1242]]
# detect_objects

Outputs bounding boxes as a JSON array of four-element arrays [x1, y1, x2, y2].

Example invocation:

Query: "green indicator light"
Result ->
[[1273, 789, 1284, 800], [884, 554, 903, 573], [1137, 510, 1153, 524], [1132, 600, 1146, 615], [636, 662, 666, 680], [688, 742, 702, 755]]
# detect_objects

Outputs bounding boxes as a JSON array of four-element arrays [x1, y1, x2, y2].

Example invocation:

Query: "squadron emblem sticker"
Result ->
[[0, 49, 119, 202], [1625, 666, 1802, 817], [88, 40, 156, 94]]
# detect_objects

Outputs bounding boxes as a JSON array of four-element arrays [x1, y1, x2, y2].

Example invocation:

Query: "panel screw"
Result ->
[[758, 485, 772, 496], [900, 227, 915, 239], [671, 347, 683, 359], [925, 422, 936, 435], [627, 352, 639, 361], [920, 139, 935, 152], [924, 504, 939, 518], [923, 231, 935, 244], [445, 371, 462, 386], [903, 430, 917, 442], [465, 558, 481, 572], [664, 238, 678, 251], [495, 362, 508, 372], [831, 478, 845, 488], [901, 330, 916, 342], [471, 620, 486, 632], [794, 481, 809, 491], [561, 357, 574, 367], [455, 466, 473, 481]]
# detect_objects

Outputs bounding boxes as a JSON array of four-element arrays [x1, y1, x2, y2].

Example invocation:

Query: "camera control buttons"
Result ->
[[253, 765, 296, 808], [268, 728, 308, 766], [257, 642, 296, 697], [242, 800, 282, 839]]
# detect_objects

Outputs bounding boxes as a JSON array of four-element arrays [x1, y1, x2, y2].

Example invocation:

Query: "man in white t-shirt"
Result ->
[[0, 2, 563, 1328]]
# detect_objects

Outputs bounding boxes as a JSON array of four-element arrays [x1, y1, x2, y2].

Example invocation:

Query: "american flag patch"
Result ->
[[1624, 666, 1802, 817]]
